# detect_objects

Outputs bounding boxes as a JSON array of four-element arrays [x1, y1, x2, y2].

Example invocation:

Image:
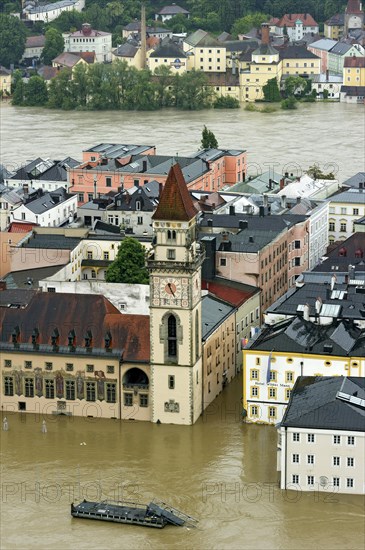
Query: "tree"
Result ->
[[105, 238, 149, 284], [173, 69, 212, 110], [201, 125, 218, 149], [23, 76, 48, 106], [284, 76, 307, 97], [231, 12, 268, 36], [263, 78, 281, 102], [153, 65, 173, 107], [41, 28, 65, 66], [281, 96, 297, 110], [0, 14, 27, 68]]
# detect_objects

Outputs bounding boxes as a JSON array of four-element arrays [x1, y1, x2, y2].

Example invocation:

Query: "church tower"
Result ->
[[345, 0, 364, 35], [148, 164, 204, 424]]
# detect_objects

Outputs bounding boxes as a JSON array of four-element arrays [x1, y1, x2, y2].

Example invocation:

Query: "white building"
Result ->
[[328, 188, 365, 242], [23, 0, 85, 22], [311, 73, 343, 100], [10, 188, 77, 227], [63, 23, 112, 63], [278, 376, 365, 495]]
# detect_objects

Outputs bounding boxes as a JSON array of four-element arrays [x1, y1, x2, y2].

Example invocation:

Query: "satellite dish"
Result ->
[[319, 476, 328, 487]]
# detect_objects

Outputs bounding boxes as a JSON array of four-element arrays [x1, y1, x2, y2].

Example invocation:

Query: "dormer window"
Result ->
[[136, 200, 141, 211]]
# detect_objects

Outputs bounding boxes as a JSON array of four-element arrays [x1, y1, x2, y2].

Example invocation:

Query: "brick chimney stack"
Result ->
[[261, 23, 270, 45]]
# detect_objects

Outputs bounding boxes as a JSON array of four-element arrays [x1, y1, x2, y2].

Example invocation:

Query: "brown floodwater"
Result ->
[[1, 375, 364, 550], [0, 102, 364, 549]]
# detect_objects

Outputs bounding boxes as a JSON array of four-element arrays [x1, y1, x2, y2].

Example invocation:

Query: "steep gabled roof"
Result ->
[[152, 163, 198, 221]]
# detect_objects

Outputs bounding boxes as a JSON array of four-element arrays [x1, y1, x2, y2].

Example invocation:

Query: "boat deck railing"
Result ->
[[150, 499, 199, 528]]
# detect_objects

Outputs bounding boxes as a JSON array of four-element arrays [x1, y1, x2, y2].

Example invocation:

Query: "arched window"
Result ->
[[168, 315, 177, 357]]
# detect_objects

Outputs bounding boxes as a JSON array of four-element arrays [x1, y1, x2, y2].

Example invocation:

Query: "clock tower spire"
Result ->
[[148, 164, 204, 424]]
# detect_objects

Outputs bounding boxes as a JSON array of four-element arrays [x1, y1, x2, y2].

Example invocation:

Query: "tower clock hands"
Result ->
[[167, 282, 175, 297]]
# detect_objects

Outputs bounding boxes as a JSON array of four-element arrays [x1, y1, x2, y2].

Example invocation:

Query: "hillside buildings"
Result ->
[[63, 23, 112, 64], [23, 0, 85, 22]]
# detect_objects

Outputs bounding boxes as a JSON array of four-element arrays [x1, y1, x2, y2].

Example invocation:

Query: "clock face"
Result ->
[[160, 277, 181, 298]]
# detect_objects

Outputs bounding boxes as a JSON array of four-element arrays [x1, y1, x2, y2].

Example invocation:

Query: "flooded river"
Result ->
[[0, 102, 364, 181], [0, 102, 364, 549]]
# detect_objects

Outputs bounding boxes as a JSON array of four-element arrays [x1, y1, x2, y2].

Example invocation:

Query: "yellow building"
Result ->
[[0, 66, 11, 96], [206, 70, 240, 101], [279, 45, 321, 77], [324, 14, 345, 39], [112, 43, 144, 69], [148, 41, 187, 74], [343, 55, 365, 86], [183, 29, 227, 73], [239, 25, 282, 102], [243, 316, 364, 425], [0, 292, 152, 421]]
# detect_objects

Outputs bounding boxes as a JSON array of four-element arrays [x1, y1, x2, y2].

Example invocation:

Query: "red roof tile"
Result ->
[[0, 293, 150, 363], [152, 163, 198, 221], [202, 280, 257, 307], [7, 222, 39, 233], [277, 13, 318, 28], [344, 56, 365, 67]]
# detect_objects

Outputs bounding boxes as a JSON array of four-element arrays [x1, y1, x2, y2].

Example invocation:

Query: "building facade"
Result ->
[[278, 376, 365, 495], [63, 23, 112, 63]]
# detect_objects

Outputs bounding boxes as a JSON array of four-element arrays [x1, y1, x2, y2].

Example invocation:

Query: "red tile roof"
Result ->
[[346, 0, 363, 14], [202, 280, 257, 307], [0, 293, 150, 363], [344, 56, 365, 67], [277, 13, 318, 28], [152, 163, 198, 221], [7, 221, 39, 233], [25, 35, 46, 48]]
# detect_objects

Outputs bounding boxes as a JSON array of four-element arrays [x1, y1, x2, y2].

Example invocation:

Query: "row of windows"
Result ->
[[250, 405, 277, 419], [292, 433, 356, 445], [292, 454, 355, 466], [124, 393, 148, 407], [3, 376, 116, 403], [251, 386, 291, 400], [291, 475, 355, 488], [330, 207, 362, 215], [4, 361, 114, 374]]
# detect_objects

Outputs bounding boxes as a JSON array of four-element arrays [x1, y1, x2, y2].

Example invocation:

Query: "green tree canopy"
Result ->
[[41, 28, 65, 66], [231, 12, 268, 37], [105, 237, 149, 284], [201, 125, 219, 149], [0, 14, 27, 68], [262, 78, 281, 102], [284, 76, 307, 97]]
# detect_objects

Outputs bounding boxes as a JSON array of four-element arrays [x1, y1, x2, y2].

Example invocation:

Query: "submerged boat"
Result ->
[[71, 499, 198, 529]]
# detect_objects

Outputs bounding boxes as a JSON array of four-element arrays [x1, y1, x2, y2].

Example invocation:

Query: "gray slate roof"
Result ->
[[20, 233, 81, 250], [248, 317, 365, 357], [281, 376, 365, 432], [329, 189, 365, 203], [201, 295, 235, 339], [342, 172, 365, 188]]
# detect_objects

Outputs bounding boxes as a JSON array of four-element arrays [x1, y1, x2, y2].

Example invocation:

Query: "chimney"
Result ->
[[280, 178, 285, 190], [239, 220, 248, 230], [248, 235, 254, 243], [268, 178, 273, 190], [158, 182, 163, 197], [326, 69, 329, 80], [23, 183, 29, 195], [259, 206, 265, 217], [229, 205, 235, 215], [263, 195, 268, 207], [331, 274, 337, 290], [82, 23, 92, 36], [303, 303, 310, 321], [261, 23, 270, 45], [141, 3, 147, 69], [142, 160, 147, 172], [280, 194, 287, 209], [296, 196, 301, 204], [93, 175, 97, 199]]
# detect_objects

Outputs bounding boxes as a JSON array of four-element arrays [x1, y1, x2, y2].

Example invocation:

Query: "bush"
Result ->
[[281, 97, 297, 110], [244, 103, 258, 111], [213, 96, 240, 109]]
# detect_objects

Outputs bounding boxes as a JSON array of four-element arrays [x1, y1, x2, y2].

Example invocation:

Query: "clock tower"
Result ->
[[148, 163, 204, 424]]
